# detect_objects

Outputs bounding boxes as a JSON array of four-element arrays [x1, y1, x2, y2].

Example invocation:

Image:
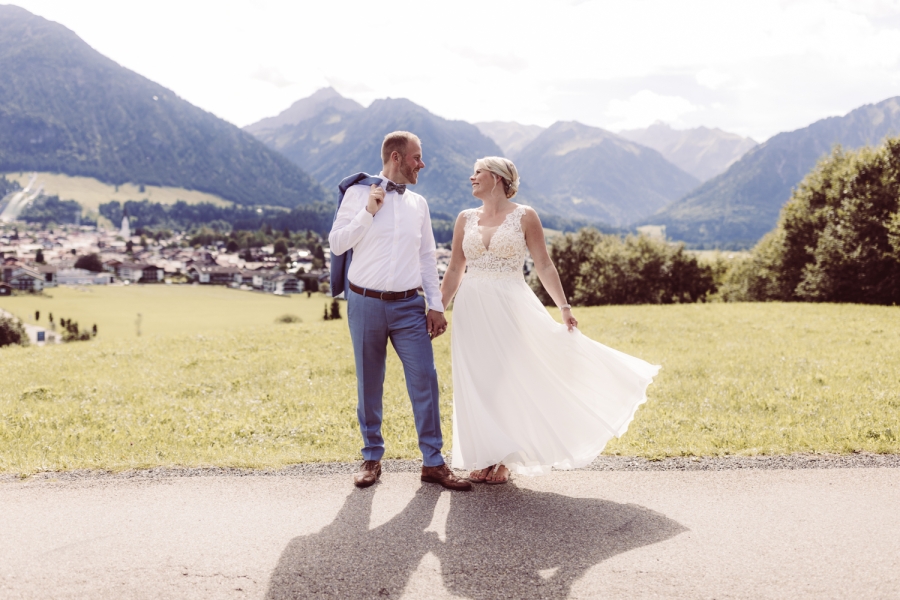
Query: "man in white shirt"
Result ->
[[329, 131, 471, 492]]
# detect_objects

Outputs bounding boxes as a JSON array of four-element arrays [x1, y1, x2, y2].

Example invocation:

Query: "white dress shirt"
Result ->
[[329, 173, 444, 312]]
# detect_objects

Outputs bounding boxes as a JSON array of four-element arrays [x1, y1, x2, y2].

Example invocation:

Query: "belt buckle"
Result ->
[[379, 290, 389, 301]]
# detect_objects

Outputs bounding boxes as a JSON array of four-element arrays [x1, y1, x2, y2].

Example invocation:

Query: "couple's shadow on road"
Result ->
[[266, 481, 686, 599]]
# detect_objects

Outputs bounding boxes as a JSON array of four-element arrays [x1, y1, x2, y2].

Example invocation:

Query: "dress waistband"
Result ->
[[465, 269, 524, 280]]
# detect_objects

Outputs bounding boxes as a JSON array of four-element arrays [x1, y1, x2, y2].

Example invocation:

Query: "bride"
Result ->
[[440, 157, 660, 484]]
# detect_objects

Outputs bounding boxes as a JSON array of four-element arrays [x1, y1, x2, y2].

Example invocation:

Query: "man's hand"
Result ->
[[427, 310, 447, 339], [366, 184, 385, 215]]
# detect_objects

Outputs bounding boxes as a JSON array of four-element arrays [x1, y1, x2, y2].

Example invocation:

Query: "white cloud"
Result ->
[[10, 0, 900, 141], [249, 66, 293, 89], [606, 91, 699, 130], [696, 69, 732, 91], [453, 47, 528, 73]]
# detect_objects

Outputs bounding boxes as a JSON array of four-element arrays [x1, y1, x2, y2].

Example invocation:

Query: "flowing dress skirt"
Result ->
[[450, 271, 660, 476]]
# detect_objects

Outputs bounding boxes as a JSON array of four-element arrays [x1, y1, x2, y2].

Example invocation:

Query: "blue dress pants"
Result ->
[[347, 290, 444, 467]]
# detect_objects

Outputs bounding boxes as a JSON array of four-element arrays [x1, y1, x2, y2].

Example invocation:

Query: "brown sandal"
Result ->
[[484, 463, 510, 485], [468, 467, 490, 483]]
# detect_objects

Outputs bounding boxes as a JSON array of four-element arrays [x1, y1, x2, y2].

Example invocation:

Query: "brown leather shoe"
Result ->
[[421, 464, 473, 491], [353, 460, 382, 488]]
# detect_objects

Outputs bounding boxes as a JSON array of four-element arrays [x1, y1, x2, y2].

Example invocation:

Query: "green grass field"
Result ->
[[4, 285, 326, 338], [2, 287, 899, 474], [4, 172, 231, 214]]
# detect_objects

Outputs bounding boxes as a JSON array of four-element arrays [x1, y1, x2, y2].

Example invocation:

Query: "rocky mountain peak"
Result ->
[[244, 87, 363, 135]]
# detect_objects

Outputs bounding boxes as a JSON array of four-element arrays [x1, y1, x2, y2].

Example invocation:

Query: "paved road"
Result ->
[[2, 467, 898, 599]]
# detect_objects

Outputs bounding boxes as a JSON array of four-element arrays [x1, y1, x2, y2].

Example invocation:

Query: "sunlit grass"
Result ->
[[2, 284, 327, 338], [1, 289, 898, 474]]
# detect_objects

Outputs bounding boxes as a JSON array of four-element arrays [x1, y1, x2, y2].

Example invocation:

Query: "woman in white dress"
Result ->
[[440, 157, 660, 483]]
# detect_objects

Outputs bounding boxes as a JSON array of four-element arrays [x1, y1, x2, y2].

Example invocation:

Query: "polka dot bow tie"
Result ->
[[385, 182, 406, 195]]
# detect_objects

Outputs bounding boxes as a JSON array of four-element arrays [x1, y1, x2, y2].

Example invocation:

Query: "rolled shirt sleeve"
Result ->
[[419, 201, 444, 313], [328, 186, 373, 255]]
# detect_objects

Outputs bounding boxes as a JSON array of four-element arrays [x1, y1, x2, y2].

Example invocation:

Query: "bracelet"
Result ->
[[559, 304, 571, 310]]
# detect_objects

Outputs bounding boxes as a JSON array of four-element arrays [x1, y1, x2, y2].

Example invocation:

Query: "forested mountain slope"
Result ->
[[0, 5, 326, 208], [644, 97, 900, 247]]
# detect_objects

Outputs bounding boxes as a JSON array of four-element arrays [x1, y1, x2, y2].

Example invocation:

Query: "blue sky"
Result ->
[[12, 0, 900, 141]]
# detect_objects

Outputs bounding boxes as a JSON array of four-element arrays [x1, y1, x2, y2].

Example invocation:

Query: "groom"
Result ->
[[329, 131, 471, 492]]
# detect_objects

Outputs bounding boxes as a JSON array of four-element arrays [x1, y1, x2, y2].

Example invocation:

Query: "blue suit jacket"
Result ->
[[329, 172, 385, 298]]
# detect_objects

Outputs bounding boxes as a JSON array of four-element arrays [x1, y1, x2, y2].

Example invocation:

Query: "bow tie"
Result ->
[[385, 181, 406, 195]]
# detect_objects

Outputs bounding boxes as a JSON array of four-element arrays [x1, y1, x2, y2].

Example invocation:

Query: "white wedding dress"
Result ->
[[450, 205, 660, 476]]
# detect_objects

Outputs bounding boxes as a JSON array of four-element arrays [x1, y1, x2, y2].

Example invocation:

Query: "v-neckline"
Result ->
[[476, 207, 518, 252]]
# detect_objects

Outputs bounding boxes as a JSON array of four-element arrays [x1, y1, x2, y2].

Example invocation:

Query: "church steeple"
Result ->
[[120, 207, 130, 239]]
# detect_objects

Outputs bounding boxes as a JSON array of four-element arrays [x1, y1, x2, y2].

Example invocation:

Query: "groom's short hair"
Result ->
[[381, 131, 421, 165]]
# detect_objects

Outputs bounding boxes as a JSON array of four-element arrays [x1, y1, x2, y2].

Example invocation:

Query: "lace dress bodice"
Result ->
[[463, 205, 527, 279]]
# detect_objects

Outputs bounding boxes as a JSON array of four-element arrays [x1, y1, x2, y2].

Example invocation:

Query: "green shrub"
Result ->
[[74, 253, 104, 273], [532, 229, 715, 305], [727, 138, 900, 303], [275, 314, 302, 324], [61, 319, 92, 342], [0, 316, 29, 348]]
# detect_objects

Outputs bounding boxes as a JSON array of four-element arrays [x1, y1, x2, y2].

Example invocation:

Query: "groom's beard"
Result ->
[[400, 159, 419, 185]]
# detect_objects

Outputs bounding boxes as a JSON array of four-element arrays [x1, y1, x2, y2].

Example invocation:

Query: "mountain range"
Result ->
[[0, 5, 326, 208], [6, 4, 900, 247], [245, 90, 704, 226], [618, 123, 757, 182], [474, 122, 545, 159], [512, 122, 699, 226], [245, 90, 503, 218], [474, 120, 756, 183], [643, 96, 900, 247]]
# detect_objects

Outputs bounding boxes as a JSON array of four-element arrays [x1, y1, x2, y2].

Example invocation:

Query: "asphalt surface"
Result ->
[[2, 463, 898, 599]]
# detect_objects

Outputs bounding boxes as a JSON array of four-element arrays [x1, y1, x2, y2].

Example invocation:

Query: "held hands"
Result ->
[[366, 184, 385, 215], [427, 310, 448, 339], [561, 306, 578, 332]]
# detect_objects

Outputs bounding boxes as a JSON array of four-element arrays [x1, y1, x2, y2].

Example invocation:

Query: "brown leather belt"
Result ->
[[349, 282, 418, 301]]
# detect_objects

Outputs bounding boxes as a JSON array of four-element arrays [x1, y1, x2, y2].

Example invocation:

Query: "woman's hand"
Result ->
[[561, 306, 578, 332]]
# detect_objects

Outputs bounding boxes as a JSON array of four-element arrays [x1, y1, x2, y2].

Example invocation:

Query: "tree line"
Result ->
[[539, 137, 900, 306], [718, 139, 900, 304], [99, 200, 335, 236], [19, 195, 94, 226]]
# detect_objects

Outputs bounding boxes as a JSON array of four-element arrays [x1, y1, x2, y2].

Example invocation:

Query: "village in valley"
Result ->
[[2, 223, 310, 299], [1, 208, 331, 297], [0, 207, 455, 300]]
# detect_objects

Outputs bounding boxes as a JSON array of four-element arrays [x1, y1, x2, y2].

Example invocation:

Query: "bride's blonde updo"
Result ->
[[475, 156, 520, 199]]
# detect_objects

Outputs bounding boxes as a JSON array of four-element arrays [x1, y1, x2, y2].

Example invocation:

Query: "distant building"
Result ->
[[0, 283, 11, 296], [56, 268, 114, 285], [117, 262, 146, 283], [141, 265, 164, 283], [9, 266, 44, 292], [263, 273, 302, 295], [120, 214, 130, 239], [188, 265, 242, 285], [37, 265, 57, 287], [102, 258, 123, 273]]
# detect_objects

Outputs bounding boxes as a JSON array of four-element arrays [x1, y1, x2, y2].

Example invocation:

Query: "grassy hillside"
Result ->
[[2, 290, 898, 473], [5, 172, 231, 215], [0, 6, 327, 208]]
